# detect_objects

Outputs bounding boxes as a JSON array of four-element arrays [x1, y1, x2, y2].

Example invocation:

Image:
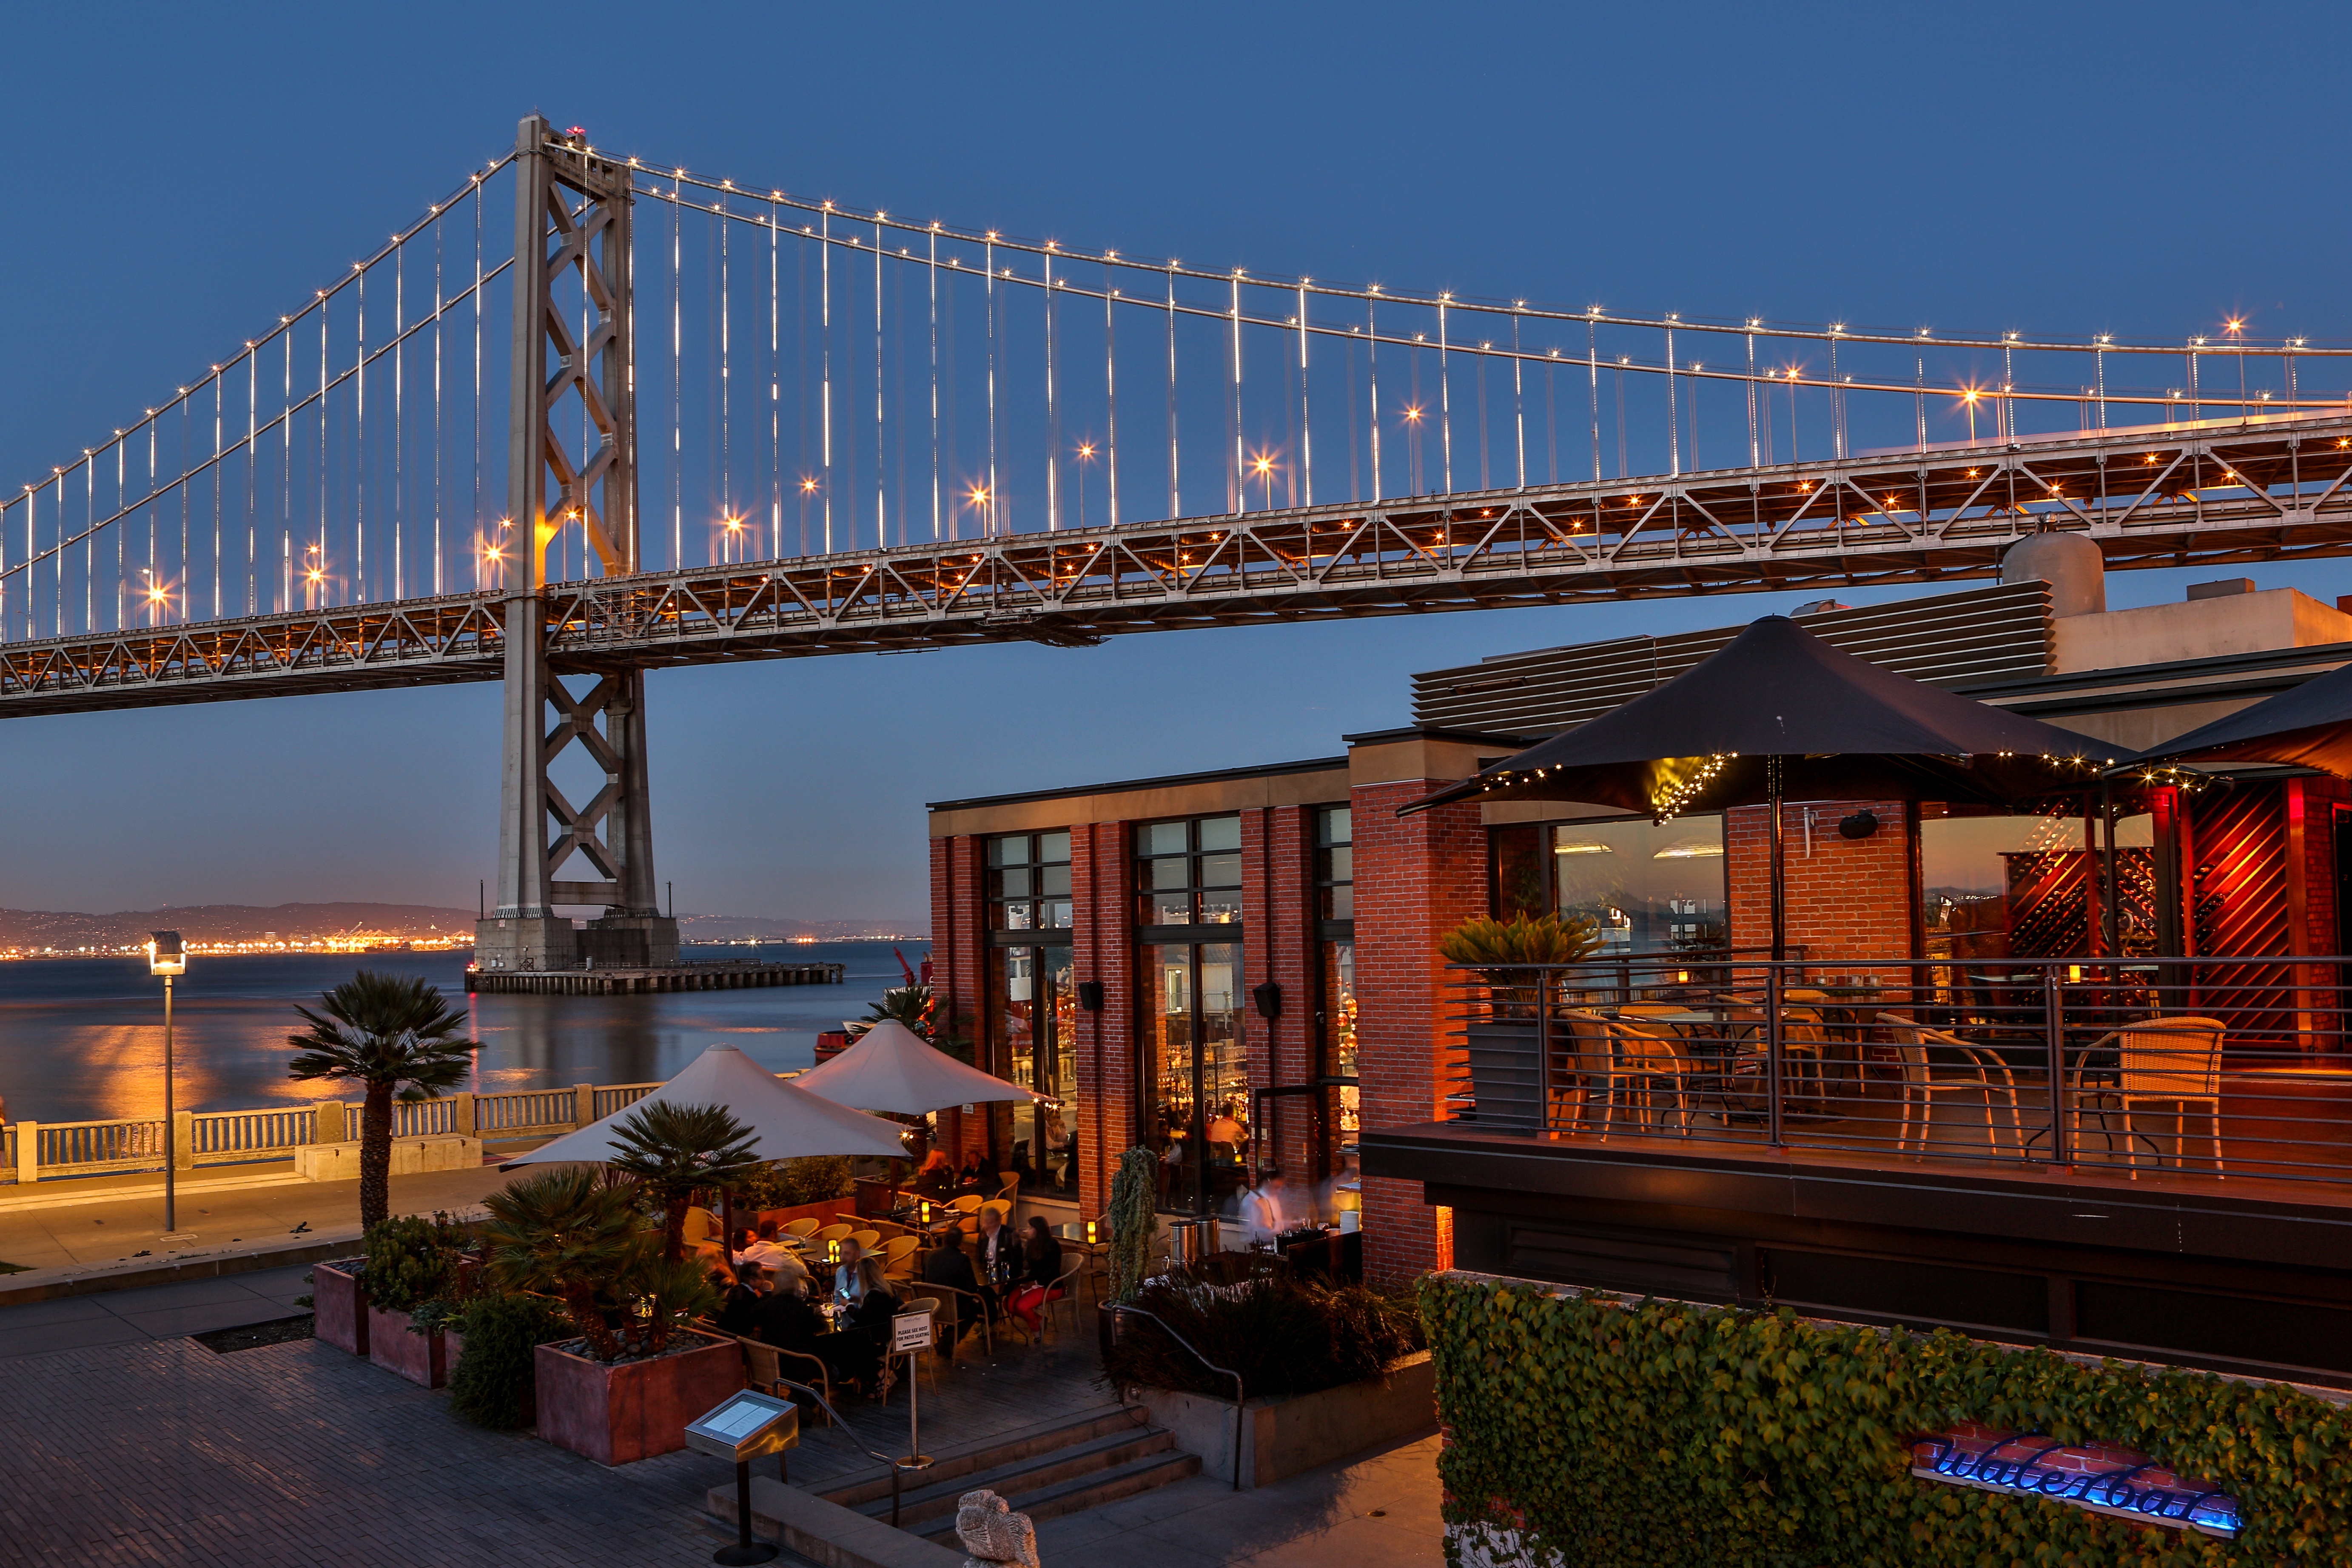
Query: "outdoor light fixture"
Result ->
[[1838, 811, 1882, 840], [147, 931, 192, 1241], [1252, 982, 1283, 1020], [1076, 980, 1105, 1011]]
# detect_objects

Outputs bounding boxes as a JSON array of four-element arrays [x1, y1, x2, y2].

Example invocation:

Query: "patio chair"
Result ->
[[2084, 1017, 2227, 1174], [736, 1335, 834, 1432], [1034, 1253, 1088, 1342], [995, 1173, 1021, 1205], [1875, 1015, 2022, 1156], [980, 1199, 1014, 1225], [1616, 1002, 1689, 1018], [880, 1235, 922, 1280], [1778, 1007, 1834, 1113], [680, 1206, 720, 1247], [948, 1195, 985, 1215], [1606, 1022, 1701, 1137], [1544, 1011, 1617, 1134], [811, 1222, 855, 1246], [920, 1278, 995, 1363], [847, 1229, 882, 1253], [780, 1217, 821, 1241]]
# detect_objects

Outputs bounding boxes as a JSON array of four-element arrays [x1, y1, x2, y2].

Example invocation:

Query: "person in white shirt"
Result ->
[[1235, 1168, 1290, 1248]]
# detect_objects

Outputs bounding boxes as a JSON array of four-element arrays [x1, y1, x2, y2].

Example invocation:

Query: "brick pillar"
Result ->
[[1353, 778, 1486, 1286], [1240, 805, 1318, 1185], [928, 834, 988, 1169], [1726, 798, 1918, 982], [1073, 821, 1134, 1221]]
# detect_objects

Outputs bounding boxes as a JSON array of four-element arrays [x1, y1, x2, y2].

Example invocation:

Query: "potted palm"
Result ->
[[605, 1100, 763, 1262], [286, 971, 476, 1229], [481, 1167, 737, 1466], [1438, 913, 1600, 1133]]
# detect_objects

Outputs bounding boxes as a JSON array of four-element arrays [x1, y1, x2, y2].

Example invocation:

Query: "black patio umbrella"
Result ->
[[2125, 657, 2352, 777], [1407, 615, 2130, 959]]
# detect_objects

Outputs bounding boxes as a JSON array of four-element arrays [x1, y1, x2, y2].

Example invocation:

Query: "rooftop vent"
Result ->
[[2188, 578, 2255, 600]]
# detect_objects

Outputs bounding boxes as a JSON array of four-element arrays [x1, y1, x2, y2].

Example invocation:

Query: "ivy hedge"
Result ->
[[1420, 1273, 2352, 1568]]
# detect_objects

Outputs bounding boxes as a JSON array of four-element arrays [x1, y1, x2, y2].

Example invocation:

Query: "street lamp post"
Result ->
[[148, 931, 189, 1238]]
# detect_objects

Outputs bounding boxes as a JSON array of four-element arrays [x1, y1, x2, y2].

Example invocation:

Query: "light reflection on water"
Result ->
[[0, 942, 927, 1126]]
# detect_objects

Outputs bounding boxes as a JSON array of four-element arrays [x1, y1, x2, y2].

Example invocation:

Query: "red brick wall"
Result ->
[[928, 835, 988, 1170], [1353, 778, 1485, 1287], [1725, 798, 1918, 981], [1073, 821, 1133, 1219], [1242, 806, 1320, 1186]]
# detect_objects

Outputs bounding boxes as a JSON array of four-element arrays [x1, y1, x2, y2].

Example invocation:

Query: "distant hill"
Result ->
[[0, 902, 925, 954]]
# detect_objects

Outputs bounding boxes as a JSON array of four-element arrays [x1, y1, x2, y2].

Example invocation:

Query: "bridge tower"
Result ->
[[474, 117, 678, 974]]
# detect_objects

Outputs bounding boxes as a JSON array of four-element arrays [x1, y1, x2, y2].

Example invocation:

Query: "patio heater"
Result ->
[[147, 931, 191, 1239]]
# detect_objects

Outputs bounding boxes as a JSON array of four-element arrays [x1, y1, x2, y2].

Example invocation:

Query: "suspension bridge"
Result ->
[[7, 117, 2351, 969]]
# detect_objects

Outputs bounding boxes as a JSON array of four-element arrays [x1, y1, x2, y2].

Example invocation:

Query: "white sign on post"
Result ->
[[892, 1309, 935, 1354]]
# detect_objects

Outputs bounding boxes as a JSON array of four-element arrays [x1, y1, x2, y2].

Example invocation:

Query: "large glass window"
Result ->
[[994, 945, 1077, 1194], [1136, 816, 1243, 926], [1141, 940, 1248, 1214], [1921, 805, 2154, 960], [988, 831, 1073, 931], [1316, 806, 1353, 920], [1544, 816, 1727, 953]]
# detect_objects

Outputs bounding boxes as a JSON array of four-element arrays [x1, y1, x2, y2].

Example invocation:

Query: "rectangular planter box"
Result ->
[[1136, 1352, 1436, 1489], [534, 1329, 745, 1466], [312, 1261, 367, 1355], [367, 1303, 448, 1388]]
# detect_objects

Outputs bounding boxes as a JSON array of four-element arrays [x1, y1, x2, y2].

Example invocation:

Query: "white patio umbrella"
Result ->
[[794, 1019, 1042, 1116], [504, 1043, 911, 1167]]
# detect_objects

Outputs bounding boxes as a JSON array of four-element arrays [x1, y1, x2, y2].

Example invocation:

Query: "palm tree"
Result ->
[[606, 1100, 764, 1261], [478, 1167, 644, 1361], [286, 970, 476, 1228]]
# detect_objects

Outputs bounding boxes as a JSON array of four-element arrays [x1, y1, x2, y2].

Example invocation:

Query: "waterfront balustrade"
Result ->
[[1444, 952, 2352, 1190], [0, 1080, 661, 1187]]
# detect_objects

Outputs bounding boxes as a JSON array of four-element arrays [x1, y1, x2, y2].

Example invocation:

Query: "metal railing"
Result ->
[[1107, 1303, 1246, 1490], [1445, 954, 2352, 1189], [1, 1078, 666, 1187]]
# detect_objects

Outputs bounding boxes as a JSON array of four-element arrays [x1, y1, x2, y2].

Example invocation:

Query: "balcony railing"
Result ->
[[0, 1079, 666, 1187], [1445, 953, 2352, 1189]]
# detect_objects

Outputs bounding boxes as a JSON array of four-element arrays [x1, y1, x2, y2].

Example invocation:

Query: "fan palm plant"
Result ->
[[286, 970, 476, 1227], [605, 1100, 764, 1261], [478, 1167, 645, 1361]]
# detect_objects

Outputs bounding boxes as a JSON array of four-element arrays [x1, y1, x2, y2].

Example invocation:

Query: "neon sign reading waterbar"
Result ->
[[1912, 1430, 2242, 1540]]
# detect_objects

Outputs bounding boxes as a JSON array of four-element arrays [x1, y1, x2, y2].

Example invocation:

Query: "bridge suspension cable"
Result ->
[[9, 125, 2352, 654]]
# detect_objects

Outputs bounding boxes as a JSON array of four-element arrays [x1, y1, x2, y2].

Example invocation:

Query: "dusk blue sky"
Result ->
[[5, 3, 2350, 923]]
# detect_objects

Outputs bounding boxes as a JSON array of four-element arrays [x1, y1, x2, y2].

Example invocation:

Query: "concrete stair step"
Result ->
[[852, 1426, 1179, 1528], [819, 1403, 1145, 1509], [915, 1449, 1203, 1543]]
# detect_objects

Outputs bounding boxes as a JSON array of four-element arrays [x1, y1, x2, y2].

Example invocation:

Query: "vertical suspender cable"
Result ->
[[929, 228, 940, 542], [2095, 343, 2107, 432], [720, 192, 734, 552], [1665, 324, 1680, 476], [821, 205, 834, 551], [874, 216, 887, 546], [354, 270, 365, 602], [1228, 274, 1242, 514], [473, 174, 483, 590], [1165, 262, 1180, 519], [769, 203, 782, 559], [1105, 263, 1120, 526], [985, 234, 997, 536], [1511, 310, 1525, 491], [1746, 329, 1760, 468], [212, 376, 223, 619], [1915, 351, 1926, 452], [672, 186, 683, 569], [1366, 294, 1381, 503], [1586, 318, 1600, 483], [393, 242, 405, 601], [1437, 298, 1452, 495], [1044, 249, 1058, 531], [1297, 283, 1313, 507]]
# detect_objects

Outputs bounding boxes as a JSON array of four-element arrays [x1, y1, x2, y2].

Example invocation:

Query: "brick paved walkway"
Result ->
[[0, 1334, 743, 1567]]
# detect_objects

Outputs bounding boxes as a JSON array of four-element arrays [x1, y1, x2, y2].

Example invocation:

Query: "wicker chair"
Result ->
[[811, 1222, 855, 1246], [918, 1278, 995, 1363], [1034, 1253, 1088, 1342], [847, 1229, 882, 1253], [1875, 1014, 2022, 1155], [2079, 1017, 2227, 1173], [736, 1335, 834, 1432], [880, 1235, 923, 1281], [780, 1217, 821, 1241], [889, 1292, 944, 1400], [1606, 1022, 1702, 1136]]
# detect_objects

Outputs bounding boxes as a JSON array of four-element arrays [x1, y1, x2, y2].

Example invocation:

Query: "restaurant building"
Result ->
[[928, 541, 2352, 1383]]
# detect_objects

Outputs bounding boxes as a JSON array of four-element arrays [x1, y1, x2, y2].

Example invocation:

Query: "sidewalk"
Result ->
[[0, 1158, 537, 1302]]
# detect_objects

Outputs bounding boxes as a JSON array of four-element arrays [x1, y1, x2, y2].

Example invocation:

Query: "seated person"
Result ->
[[715, 1261, 763, 1337], [1005, 1216, 1067, 1338], [955, 1150, 989, 1195], [913, 1149, 956, 1198], [732, 1219, 795, 1270], [831, 1255, 898, 1397], [918, 1231, 988, 1342], [832, 1240, 884, 1307]]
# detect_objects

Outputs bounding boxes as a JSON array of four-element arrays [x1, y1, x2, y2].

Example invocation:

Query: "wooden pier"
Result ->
[[465, 959, 844, 996]]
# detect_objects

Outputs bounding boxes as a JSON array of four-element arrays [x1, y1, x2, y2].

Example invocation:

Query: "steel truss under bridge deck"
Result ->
[[7, 413, 2352, 718]]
